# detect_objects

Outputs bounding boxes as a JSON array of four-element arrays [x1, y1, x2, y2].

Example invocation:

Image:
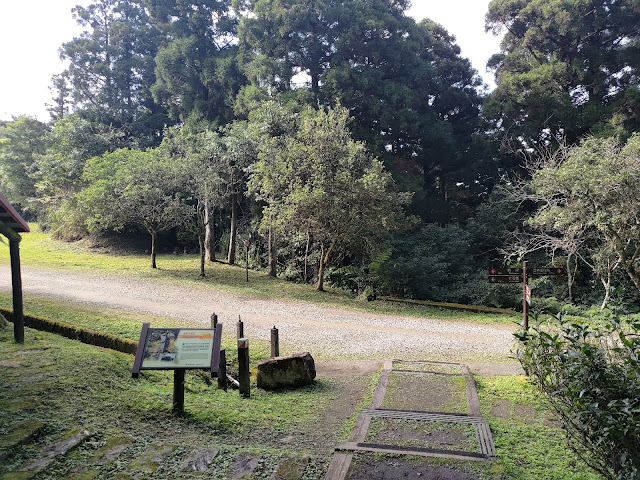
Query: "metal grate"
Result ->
[[358, 408, 496, 457]]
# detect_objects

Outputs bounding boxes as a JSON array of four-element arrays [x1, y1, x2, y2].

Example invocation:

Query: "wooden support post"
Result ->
[[218, 348, 227, 391], [271, 326, 279, 357], [211, 313, 218, 329], [10, 239, 24, 344], [238, 338, 250, 398], [237, 316, 244, 339], [173, 369, 185, 414], [522, 261, 529, 330]]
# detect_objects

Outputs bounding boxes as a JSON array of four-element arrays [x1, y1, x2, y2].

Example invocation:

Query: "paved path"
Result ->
[[0, 265, 518, 362]]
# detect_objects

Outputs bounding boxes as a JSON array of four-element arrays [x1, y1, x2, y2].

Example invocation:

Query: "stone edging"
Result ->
[[0, 307, 137, 354]]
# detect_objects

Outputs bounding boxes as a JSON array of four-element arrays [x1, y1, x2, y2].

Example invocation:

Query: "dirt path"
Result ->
[[0, 265, 518, 363]]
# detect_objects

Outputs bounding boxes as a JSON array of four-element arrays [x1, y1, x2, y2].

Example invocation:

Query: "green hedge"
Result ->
[[0, 307, 138, 354]]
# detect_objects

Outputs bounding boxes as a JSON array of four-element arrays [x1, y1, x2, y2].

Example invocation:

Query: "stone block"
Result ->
[[256, 353, 316, 390]]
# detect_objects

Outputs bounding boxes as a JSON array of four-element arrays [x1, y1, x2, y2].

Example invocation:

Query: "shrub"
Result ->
[[515, 315, 640, 479]]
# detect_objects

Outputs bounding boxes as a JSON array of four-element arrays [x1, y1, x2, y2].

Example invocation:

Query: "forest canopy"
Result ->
[[2, 0, 640, 306]]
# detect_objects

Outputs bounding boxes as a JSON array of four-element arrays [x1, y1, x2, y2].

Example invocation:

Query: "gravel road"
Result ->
[[0, 265, 519, 362]]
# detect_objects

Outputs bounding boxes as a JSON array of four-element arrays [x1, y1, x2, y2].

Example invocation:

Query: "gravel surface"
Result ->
[[0, 265, 519, 363]]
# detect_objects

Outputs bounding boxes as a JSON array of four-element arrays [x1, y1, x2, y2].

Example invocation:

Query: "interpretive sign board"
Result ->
[[132, 323, 222, 378]]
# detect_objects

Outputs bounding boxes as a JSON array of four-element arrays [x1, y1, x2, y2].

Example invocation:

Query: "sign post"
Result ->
[[488, 264, 566, 330], [132, 322, 223, 413]]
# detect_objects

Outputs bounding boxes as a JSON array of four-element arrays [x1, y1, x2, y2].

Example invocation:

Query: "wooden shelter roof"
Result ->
[[0, 192, 29, 234]]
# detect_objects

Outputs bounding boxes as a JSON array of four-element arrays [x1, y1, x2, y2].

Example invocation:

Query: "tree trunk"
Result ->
[[205, 199, 215, 262], [199, 234, 205, 277], [228, 192, 237, 265], [317, 243, 325, 291], [609, 236, 640, 294], [567, 253, 574, 304], [150, 231, 157, 269], [268, 225, 277, 277], [304, 227, 311, 283], [600, 277, 611, 310]]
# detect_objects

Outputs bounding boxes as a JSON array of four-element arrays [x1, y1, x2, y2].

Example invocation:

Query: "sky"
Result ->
[[0, 0, 503, 123]]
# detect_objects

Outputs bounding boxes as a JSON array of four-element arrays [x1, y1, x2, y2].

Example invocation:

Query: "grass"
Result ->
[[0, 224, 519, 325], [0, 304, 604, 479], [0, 324, 360, 479]]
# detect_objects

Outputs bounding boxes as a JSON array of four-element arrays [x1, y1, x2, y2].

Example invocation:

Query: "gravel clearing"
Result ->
[[0, 265, 519, 363]]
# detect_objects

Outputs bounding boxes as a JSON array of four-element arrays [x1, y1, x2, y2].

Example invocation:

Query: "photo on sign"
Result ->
[[144, 329, 180, 363], [141, 329, 216, 369]]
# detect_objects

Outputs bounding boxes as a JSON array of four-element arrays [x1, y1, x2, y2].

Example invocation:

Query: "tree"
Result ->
[[36, 114, 118, 199], [46, 74, 72, 122], [60, 0, 168, 146], [79, 148, 190, 268], [527, 134, 640, 297], [220, 120, 258, 264], [485, 0, 640, 148], [146, 0, 245, 126], [235, 0, 334, 95], [0, 116, 48, 210], [322, 8, 485, 224], [159, 126, 229, 273], [249, 105, 411, 290]]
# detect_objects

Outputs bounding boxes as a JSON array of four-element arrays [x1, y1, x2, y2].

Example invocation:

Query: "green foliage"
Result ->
[[486, 0, 640, 147], [0, 116, 48, 211], [249, 104, 412, 290], [515, 315, 640, 479], [60, 0, 168, 137], [377, 224, 474, 302], [78, 148, 191, 267], [529, 134, 640, 296]]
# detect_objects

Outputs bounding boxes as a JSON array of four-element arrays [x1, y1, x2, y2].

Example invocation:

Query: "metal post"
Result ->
[[237, 316, 244, 339], [173, 369, 185, 413], [10, 239, 24, 344], [238, 338, 250, 398], [523, 261, 529, 330], [271, 326, 279, 357], [211, 313, 218, 329]]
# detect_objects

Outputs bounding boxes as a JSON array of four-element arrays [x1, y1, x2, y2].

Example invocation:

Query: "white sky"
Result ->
[[0, 0, 502, 122]]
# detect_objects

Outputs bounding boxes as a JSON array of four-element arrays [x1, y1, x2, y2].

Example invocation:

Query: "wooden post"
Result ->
[[10, 239, 24, 344], [173, 369, 185, 413], [238, 338, 250, 398], [522, 261, 529, 330], [211, 313, 218, 329], [237, 316, 244, 339], [271, 326, 279, 357], [218, 348, 227, 391]]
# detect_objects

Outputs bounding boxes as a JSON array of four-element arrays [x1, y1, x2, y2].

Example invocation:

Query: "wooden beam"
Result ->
[[0, 219, 21, 243]]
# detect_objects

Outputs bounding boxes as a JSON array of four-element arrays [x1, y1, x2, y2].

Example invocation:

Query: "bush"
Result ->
[[515, 315, 640, 479]]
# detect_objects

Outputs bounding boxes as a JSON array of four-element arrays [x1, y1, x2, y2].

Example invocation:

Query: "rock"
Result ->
[[256, 352, 316, 390], [0, 313, 10, 331], [271, 455, 309, 480], [229, 453, 260, 479], [180, 447, 219, 472]]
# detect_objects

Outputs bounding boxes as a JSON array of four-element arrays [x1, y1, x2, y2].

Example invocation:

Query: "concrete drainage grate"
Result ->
[[325, 360, 496, 479], [353, 408, 495, 458]]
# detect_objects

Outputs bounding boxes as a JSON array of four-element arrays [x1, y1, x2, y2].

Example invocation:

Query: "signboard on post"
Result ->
[[525, 284, 532, 306], [132, 323, 223, 377], [132, 322, 223, 414]]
